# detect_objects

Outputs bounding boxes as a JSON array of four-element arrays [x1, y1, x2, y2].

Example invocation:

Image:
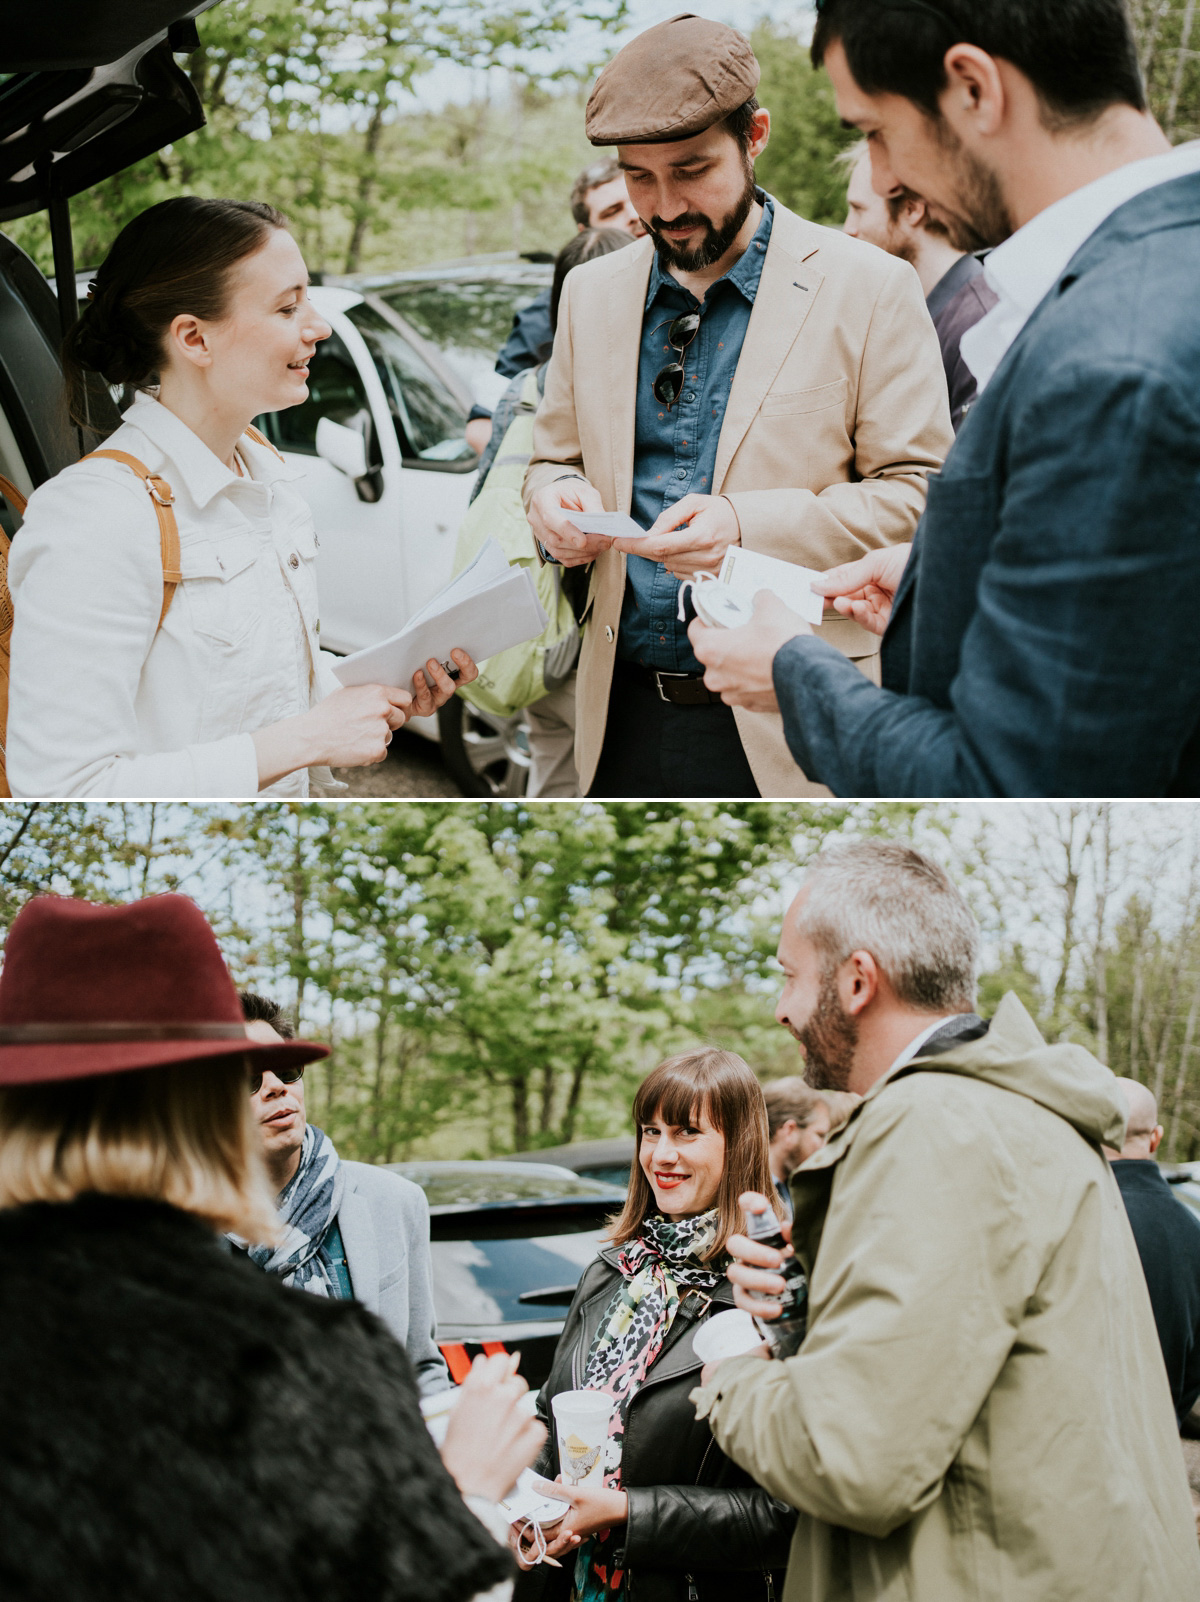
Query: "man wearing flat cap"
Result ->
[[524, 12, 952, 799]]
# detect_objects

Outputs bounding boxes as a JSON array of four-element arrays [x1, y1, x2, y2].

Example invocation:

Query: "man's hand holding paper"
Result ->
[[689, 591, 811, 713], [612, 493, 742, 579], [811, 543, 911, 637], [529, 476, 612, 567]]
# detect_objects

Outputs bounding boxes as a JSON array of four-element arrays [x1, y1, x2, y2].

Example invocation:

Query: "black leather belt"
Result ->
[[613, 658, 725, 706]]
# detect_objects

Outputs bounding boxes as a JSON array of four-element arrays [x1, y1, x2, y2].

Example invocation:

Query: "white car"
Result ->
[[253, 279, 543, 796]]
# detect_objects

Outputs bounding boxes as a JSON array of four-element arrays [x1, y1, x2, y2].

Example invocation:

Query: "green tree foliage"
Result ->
[[1129, 0, 1200, 143], [7, 0, 626, 277], [752, 20, 858, 227]]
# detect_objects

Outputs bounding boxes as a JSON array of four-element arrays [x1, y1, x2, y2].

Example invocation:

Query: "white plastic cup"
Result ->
[[691, 1308, 766, 1366], [551, 1389, 614, 1486]]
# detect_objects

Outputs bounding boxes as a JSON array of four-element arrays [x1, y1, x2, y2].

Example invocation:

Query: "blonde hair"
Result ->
[[0, 1056, 279, 1243], [609, 1048, 776, 1262]]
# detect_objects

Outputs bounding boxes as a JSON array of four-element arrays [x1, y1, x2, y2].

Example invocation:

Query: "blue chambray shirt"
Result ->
[[619, 194, 775, 672]]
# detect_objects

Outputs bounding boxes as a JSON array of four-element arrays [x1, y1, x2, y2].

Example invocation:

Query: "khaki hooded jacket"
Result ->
[[693, 994, 1200, 1601]]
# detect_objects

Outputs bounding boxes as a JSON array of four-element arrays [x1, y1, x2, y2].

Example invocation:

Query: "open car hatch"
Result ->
[[0, 3, 221, 222]]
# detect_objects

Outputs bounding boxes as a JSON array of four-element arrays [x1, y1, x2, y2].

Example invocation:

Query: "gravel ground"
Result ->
[[333, 730, 462, 797]]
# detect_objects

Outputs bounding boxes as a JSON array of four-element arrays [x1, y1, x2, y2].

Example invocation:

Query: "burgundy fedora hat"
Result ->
[[0, 895, 330, 1086]]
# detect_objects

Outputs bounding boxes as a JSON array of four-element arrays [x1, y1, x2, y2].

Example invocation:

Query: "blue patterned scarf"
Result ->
[[246, 1123, 345, 1297]]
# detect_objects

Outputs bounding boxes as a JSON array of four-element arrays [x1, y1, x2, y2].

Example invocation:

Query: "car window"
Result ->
[[575, 1163, 633, 1189], [253, 331, 371, 456], [346, 302, 473, 468], [430, 1226, 606, 1327], [376, 277, 549, 400]]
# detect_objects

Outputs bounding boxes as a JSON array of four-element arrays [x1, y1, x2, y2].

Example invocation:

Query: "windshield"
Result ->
[[430, 1226, 605, 1327], [346, 301, 472, 463], [376, 277, 550, 409]]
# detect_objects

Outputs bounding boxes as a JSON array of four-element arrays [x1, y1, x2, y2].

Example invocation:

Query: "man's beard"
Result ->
[[927, 120, 1014, 253], [645, 158, 757, 273], [796, 967, 859, 1093]]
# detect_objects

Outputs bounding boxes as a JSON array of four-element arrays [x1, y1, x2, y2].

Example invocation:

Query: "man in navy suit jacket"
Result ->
[[689, 0, 1200, 797]]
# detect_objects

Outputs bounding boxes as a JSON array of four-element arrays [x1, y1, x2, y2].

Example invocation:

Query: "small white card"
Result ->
[[567, 512, 649, 540], [718, 546, 826, 627]]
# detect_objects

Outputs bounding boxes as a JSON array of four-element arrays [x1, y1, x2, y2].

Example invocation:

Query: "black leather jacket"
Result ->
[[514, 1247, 796, 1602]]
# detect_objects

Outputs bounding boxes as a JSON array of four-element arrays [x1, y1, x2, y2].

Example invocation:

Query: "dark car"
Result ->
[[390, 1159, 625, 1389], [507, 1136, 636, 1192]]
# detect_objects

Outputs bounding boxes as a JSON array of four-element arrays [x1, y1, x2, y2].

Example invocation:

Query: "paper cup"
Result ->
[[691, 1308, 765, 1365], [419, 1385, 461, 1447], [551, 1389, 614, 1486]]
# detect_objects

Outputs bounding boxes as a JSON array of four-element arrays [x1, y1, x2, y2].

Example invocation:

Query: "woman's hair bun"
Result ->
[[65, 293, 156, 388]]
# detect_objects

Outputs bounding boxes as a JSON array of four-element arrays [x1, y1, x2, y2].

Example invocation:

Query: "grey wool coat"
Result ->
[[339, 1161, 449, 1395]]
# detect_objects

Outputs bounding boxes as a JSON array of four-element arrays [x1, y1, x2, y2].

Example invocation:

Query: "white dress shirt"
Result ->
[[960, 140, 1200, 396], [8, 393, 342, 798]]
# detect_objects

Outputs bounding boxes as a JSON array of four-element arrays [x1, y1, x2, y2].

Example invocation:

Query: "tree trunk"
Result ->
[[370, 1009, 387, 1153], [559, 1046, 593, 1144], [344, 100, 386, 274], [1092, 806, 1112, 1064], [1167, 0, 1200, 135], [1130, 954, 1145, 1081], [510, 1071, 530, 1151], [291, 817, 308, 1026], [1167, 965, 1200, 1160], [539, 1058, 556, 1137]]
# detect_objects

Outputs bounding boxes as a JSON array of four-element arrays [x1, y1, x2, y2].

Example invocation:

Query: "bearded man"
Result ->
[[523, 13, 952, 799], [690, 0, 1200, 798], [691, 839, 1200, 1602]]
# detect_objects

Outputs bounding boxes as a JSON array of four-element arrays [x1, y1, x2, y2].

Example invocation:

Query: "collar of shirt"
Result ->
[[886, 1015, 959, 1077], [960, 139, 1200, 395], [644, 190, 775, 313], [123, 391, 305, 508], [924, 251, 983, 322]]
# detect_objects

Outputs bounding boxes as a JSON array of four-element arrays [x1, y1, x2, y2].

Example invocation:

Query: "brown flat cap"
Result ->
[[586, 12, 760, 147]]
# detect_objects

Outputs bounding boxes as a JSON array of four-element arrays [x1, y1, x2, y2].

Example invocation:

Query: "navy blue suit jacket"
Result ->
[[773, 172, 1200, 796]]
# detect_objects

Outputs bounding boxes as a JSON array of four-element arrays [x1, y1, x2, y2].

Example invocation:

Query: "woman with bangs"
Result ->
[[514, 1049, 797, 1602]]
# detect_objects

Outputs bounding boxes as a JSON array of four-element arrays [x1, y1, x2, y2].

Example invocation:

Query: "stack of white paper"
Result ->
[[717, 545, 826, 626], [333, 539, 548, 690]]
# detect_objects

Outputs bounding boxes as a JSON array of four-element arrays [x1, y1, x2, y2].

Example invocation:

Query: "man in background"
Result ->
[[238, 993, 449, 1396], [495, 158, 646, 383], [763, 1077, 833, 1219], [841, 141, 996, 430], [1104, 1077, 1200, 1429]]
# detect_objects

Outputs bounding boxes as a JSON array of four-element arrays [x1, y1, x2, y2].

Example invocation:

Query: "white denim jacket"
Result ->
[[8, 393, 341, 798]]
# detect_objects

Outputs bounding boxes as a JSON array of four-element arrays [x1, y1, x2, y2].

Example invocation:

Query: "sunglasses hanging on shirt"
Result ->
[[651, 312, 701, 410]]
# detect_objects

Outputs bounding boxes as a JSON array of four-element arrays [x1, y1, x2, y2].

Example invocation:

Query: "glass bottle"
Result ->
[[744, 1199, 808, 1359]]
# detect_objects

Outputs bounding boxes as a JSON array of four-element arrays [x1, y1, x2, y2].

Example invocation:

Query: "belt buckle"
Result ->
[[653, 670, 690, 703]]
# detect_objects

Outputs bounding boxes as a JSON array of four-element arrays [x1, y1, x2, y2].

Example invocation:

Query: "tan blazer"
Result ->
[[523, 201, 954, 798]]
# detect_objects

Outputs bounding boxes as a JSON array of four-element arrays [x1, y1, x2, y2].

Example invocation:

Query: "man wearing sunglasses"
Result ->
[[523, 13, 952, 799], [691, 0, 1200, 799], [237, 993, 449, 1396]]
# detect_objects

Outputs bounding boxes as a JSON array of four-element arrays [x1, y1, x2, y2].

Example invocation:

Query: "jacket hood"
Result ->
[[901, 992, 1128, 1148]]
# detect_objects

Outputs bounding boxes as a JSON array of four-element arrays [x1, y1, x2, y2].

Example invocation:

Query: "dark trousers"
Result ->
[[588, 661, 760, 798]]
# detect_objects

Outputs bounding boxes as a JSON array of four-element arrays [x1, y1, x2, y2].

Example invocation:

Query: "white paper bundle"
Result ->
[[333, 539, 548, 690], [717, 545, 826, 626]]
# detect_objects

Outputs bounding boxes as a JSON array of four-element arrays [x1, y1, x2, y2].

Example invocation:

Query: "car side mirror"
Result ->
[[316, 416, 369, 480]]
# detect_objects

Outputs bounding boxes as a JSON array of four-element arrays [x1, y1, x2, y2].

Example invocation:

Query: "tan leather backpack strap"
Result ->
[[0, 474, 27, 518], [244, 423, 284, 460], [82, 450, 181, 629]]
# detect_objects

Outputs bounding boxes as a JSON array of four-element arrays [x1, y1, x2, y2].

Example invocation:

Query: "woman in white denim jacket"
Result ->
[[7, 198, 475, 798]]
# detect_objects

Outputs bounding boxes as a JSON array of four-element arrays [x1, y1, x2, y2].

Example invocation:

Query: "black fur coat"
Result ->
[[0, 1194, 512, 1602]]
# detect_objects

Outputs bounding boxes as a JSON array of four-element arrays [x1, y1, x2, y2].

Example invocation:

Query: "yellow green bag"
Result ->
[[453, 370, 581, 719]]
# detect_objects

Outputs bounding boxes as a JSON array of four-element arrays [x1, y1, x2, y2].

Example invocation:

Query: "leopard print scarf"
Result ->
[[581, 1209, 726, 1474]]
